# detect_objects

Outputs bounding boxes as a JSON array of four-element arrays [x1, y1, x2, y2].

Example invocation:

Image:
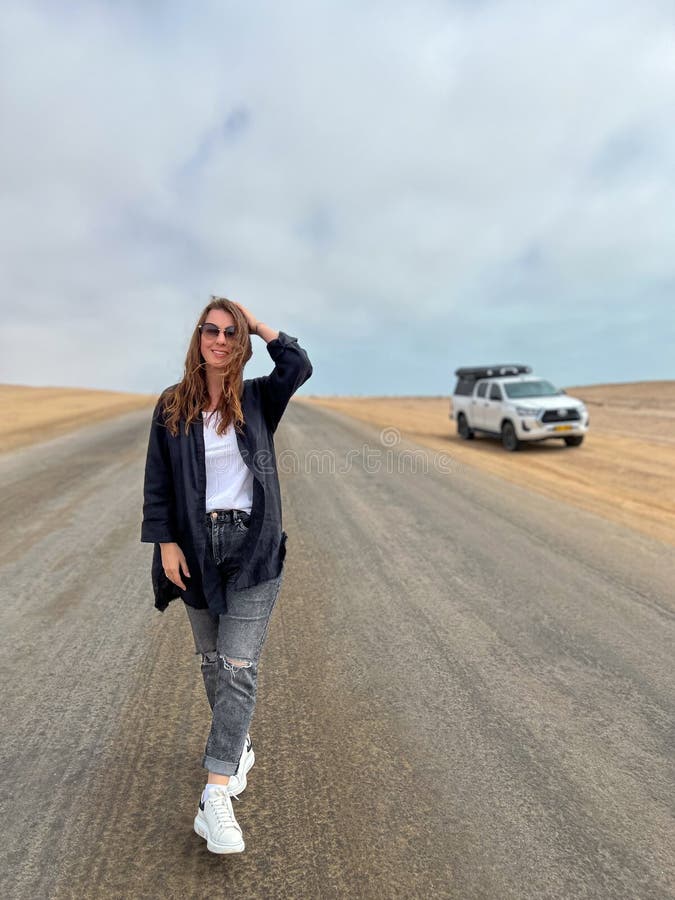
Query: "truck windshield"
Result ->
[[503, 380, 560, 398]]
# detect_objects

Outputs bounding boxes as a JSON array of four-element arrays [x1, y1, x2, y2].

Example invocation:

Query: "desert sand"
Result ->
[[0, 384, 157, 453], [297, 381, 675, 549], [2, 380, 673, 548]]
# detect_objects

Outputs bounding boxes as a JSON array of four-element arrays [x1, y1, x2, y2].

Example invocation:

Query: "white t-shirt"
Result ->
[[202, 410, 254, 513]]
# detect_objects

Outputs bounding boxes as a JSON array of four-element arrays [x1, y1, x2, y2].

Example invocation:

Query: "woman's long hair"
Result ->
[[161, 296, 253, 438]]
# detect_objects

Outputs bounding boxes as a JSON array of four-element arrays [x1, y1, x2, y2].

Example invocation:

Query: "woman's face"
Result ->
[[200, 308, 237, 369]]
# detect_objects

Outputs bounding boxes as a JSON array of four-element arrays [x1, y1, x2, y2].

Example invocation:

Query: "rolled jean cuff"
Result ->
[[203, 752, 238, 776]]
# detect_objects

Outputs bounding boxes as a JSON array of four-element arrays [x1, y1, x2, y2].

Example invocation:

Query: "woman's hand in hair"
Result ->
[[230, 300, 258, 335], [159, 542, 191, 590]]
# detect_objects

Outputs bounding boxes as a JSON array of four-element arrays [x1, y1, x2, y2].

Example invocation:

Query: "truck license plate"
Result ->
[[553, 425, 572, 431]]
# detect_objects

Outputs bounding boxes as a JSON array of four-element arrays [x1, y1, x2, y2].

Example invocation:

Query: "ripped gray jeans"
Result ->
[[184, 509, 285, 776]]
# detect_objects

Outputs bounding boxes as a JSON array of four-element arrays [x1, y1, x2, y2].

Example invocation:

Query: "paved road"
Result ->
[[1, 402, 673, 900]]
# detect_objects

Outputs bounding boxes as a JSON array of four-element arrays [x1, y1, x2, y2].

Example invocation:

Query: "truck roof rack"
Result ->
[[454, 364, 532, 380]]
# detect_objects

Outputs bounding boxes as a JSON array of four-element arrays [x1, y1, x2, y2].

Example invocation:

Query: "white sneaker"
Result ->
[[194, 786, 245, 854], [227, 733, 255, 798]]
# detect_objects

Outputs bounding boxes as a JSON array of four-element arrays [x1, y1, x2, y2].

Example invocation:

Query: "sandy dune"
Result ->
[[297, 381, 675, 549], [0, 384, 156, 453]]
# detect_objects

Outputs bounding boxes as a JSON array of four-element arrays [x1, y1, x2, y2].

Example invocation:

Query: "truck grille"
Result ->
[[541, 408, 581, 423]]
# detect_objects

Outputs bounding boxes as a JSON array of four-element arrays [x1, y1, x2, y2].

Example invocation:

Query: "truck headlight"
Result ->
[[515, 406, 540, 417]]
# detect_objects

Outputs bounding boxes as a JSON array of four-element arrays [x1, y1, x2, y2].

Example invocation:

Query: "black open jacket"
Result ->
[[140, 331, 313, 613]]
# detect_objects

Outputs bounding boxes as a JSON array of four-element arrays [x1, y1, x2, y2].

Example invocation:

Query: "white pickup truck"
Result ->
[[450, 364, 589, 451]]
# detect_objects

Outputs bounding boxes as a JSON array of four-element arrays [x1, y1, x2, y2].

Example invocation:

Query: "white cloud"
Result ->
[[1, 0, 673, 393]]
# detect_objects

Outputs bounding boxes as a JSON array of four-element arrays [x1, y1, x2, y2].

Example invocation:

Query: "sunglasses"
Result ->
[[198, 323, 237, 340]]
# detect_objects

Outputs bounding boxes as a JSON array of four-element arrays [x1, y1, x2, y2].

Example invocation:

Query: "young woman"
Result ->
[[141, 296, 313, 854]]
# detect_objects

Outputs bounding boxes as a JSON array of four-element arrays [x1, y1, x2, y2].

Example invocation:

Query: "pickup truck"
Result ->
[[450, 364, 589, 451]]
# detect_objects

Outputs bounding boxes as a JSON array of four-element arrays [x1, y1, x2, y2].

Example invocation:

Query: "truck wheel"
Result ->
[[564, 435, 584, 447], [457, 413, 475, 440], [501, 421, 521, 451]]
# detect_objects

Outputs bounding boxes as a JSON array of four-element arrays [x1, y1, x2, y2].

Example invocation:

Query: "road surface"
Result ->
[[1, 402, 673, 899]]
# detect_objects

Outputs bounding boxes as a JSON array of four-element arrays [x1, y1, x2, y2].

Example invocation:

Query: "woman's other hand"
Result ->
[[159, 542, 191, 590], [230, 300, 258, 335]]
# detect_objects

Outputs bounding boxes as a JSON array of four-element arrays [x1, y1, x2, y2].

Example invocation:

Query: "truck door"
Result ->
[[472, 381, 489, 428], [483, 382, 503, 433]]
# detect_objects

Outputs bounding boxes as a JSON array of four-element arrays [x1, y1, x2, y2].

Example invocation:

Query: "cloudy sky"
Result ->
[[1, 0, 673, 396]]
